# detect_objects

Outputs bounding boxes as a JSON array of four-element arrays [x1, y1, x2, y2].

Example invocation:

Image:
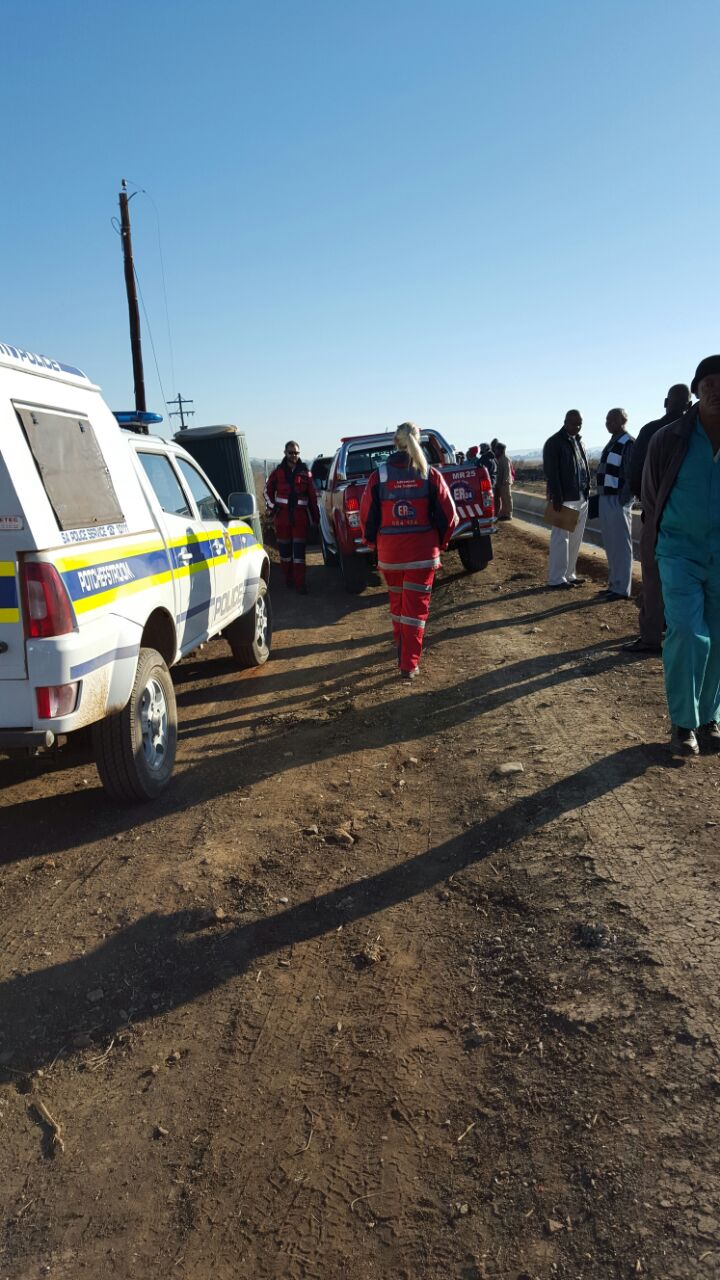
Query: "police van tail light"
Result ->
[[36, 683, 80, 719], [21, 562, 76, 639]]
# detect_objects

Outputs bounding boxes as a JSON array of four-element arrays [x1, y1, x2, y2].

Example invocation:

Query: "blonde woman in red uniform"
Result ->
[[360, 422, 457, 680]]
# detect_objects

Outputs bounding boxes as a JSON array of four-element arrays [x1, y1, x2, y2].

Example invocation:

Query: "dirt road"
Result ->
[[1, 524, 719, 1280]]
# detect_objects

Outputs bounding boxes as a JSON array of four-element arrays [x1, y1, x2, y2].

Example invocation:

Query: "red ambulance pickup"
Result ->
[[317, 429, 495, 593]]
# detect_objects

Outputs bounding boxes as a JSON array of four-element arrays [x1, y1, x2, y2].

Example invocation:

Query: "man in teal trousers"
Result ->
[[642, 356, 720, 755]]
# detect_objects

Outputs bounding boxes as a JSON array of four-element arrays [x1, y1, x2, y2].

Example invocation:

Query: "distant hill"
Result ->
[[513, 447, 602, 463]]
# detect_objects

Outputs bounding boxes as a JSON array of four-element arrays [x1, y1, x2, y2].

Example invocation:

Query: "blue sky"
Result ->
[[2, 0, 717, 458]]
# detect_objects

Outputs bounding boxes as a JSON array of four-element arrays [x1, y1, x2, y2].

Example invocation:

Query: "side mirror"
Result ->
[[228, 491, 258, 519]]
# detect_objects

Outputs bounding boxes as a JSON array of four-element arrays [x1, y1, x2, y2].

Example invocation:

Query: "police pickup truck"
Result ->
[[0, 342, 271, 803], [319, 429, 496, 593]]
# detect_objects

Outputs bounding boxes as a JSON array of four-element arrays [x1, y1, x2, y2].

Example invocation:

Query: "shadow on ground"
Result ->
[[0, 744, 660, 1079]]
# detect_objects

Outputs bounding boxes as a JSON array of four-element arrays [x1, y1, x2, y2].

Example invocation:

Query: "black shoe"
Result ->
[[671, 726, 700, 756], [568, 577, 587, 586], [622, 637, 662, 654], [699, 722, 720, 753], [548, 582, 573, 590], [605, 591, 631, 601]]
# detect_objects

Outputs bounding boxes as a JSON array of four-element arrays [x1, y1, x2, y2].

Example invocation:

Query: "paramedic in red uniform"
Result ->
[[264, 441, 320, 593], [360, 422, 458, 681]]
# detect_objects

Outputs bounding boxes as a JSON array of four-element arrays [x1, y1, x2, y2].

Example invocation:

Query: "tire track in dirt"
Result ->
[[170, 843, 437, 1276]]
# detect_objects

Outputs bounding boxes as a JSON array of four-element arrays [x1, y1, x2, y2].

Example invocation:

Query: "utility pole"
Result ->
[[118, 179, 147, 413], [166, 393, 195, 429]]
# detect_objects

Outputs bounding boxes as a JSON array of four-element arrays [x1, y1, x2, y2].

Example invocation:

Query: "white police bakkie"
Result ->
[[0, 342, 271, 802]]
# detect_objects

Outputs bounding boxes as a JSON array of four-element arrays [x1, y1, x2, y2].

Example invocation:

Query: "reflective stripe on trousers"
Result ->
[[387, 582, 430, 596], [276, 541, 307, 585], [377, 557, 439, 571]]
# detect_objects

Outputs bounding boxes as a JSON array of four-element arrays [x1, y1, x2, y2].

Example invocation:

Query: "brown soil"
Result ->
[[1, 524, 719, 1280]]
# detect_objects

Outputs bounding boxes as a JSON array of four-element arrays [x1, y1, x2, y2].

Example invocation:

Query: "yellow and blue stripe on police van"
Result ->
[[0, 561, 20, 623], [55, 524, 260, 617]]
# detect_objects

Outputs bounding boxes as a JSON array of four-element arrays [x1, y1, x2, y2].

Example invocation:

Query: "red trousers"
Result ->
[[275, 510, 309, 588], [382, 566, 435, 672]]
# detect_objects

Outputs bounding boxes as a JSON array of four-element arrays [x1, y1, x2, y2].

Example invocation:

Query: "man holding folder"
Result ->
[[542, 409, 591, 589]]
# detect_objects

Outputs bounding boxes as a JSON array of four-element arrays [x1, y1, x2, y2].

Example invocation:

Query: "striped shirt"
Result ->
[[596, 432, 634, 497]]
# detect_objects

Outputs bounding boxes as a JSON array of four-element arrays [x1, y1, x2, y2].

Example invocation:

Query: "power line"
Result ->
[[133, 262, 167, 410], [167, 393, 195, 430]]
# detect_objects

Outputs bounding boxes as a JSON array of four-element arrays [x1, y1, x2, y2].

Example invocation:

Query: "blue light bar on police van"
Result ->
[[113, 411, 164, 427]]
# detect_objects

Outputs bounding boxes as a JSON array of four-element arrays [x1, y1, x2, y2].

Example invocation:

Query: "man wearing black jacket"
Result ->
[[542, 410, 590, 588], [629, 384, 692, 501], [623, 383, 691, 653]]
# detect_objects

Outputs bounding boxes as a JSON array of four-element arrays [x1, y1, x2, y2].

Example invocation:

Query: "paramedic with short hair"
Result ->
[[264, 441, 319, 593]]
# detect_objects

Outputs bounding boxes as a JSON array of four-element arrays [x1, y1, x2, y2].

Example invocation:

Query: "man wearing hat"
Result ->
[[642, 356, 720, 755], [468, 442, 498, 489]]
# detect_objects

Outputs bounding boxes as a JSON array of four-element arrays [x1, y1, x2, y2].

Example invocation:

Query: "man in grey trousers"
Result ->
[[596, 409, 635, 600]]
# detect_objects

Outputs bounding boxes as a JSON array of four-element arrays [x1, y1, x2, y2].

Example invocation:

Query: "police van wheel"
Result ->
[[458, 535, 493, 574], [341, 554, 368, 594], [93, 647, 178, 804], [226, 579, 272, 667]]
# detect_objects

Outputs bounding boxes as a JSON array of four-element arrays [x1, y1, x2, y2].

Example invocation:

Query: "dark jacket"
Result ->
[[477, 447, 498, 488], [630, 413, 678, 500], [543, 428, 590, 503], [641, 406, 698, 550], [495, 453, 511, 488]]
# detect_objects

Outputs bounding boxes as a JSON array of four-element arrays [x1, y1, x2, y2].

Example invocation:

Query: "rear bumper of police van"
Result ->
[[0, 616, 142, 744], [0, 727, 57, 749]]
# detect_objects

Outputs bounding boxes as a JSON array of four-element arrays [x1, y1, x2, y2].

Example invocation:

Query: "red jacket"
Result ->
[[360, 453, 458, 569], [264, 459, 319, 526]]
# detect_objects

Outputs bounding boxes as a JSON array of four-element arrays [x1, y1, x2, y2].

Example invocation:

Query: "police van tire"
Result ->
[[458, 535, 493, 574], [341, 554, 368, 594], [93, 647, 178, 804], [226, 579, 272, 667]]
